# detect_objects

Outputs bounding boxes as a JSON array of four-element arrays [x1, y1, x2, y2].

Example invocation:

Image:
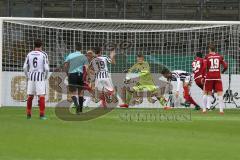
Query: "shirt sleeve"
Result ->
[[44, 55, 49, 71], [201, 59, 207, 78], [105, 56, 112, 64], [221, 55, 228, 72], [144, 62, 150, 71], [128, 63, 138, 73], [44, 54, 49, 79], [23, 55, 29, 77]]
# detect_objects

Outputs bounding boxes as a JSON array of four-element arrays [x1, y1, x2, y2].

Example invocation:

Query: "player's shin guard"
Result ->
[[27, 96, 34, 116], [218, 96, 224, 113], [39, 96, 45, 117]]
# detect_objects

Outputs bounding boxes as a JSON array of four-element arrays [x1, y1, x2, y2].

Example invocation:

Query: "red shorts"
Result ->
[[204, 79, 223, 92], [194, 77, 204, 90]]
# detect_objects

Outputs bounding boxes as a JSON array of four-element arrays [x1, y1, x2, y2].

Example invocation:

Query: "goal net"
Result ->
[[0, 18, 239, 108]]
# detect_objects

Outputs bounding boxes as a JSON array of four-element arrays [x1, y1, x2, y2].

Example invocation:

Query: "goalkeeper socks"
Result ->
[[39, 96, 45, 117], [27, 96, 34, 115], [218, 96, 224, 112], [71, 96, 79, 108]]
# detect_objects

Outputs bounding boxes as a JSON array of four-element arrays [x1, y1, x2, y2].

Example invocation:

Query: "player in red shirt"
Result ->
[[203, 44, 228, 114], [192, 51, 206, 90], [192, 51, 209, 110]]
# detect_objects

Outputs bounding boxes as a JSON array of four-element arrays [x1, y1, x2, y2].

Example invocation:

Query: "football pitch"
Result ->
[[0, 107, 240, 160]]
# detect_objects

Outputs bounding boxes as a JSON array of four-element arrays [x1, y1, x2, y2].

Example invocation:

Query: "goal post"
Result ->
[[1, 17, 240, 108], [0, 18, 2, 107]]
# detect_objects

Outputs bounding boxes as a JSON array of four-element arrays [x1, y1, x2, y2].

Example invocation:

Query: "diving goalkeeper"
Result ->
[[119, 54, 165, 108]]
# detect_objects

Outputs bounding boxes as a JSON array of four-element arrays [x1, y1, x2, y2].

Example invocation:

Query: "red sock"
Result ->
[[183, 86, 198, 106], [39, 96, 45, 117], [26, 96, 34, 115]]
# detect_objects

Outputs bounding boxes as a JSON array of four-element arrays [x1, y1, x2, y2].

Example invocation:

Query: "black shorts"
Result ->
[[68, 72, 83, 91]]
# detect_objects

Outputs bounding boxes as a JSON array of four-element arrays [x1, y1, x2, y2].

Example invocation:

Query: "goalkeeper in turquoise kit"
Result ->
[[119, 54, 165, 108]]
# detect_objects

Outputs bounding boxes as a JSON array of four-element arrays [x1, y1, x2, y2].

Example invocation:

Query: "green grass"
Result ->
[[0, 107, 240, 160]]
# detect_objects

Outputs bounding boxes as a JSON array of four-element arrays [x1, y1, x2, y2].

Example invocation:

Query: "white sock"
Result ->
[[218, 96, 224, 112], [207, 95, 212, 110], [203, 95, 207, 109]]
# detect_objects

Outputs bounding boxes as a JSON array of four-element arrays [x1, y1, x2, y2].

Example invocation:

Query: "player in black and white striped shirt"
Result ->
[[23, 39, 49, 119], [161, 68, 200, 110], [89, 47, 116, 107]]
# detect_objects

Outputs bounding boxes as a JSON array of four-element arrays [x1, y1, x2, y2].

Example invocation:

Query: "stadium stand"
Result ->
[[0, 0, 240, 20]]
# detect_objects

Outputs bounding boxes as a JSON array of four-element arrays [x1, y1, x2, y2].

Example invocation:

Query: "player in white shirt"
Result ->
[[161, 68, 200, 110], [23, 39, 49, 119], [89, 47, 116, 107]]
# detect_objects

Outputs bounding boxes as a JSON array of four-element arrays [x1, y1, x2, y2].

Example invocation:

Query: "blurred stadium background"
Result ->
[[1, 1, 240, 107], [1, 0, 240, 20]]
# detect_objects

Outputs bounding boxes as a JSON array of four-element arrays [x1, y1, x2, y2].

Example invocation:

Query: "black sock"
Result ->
[[71, 96, 79, 108], [79, 96, 84, 108]]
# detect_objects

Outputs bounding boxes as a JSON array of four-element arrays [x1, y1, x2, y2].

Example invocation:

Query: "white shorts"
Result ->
[[27, 80, 46, 95], [95, 78, 114, 92]]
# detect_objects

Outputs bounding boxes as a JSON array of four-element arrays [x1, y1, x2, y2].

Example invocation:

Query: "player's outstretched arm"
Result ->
[[128, 63, 138, 73]]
